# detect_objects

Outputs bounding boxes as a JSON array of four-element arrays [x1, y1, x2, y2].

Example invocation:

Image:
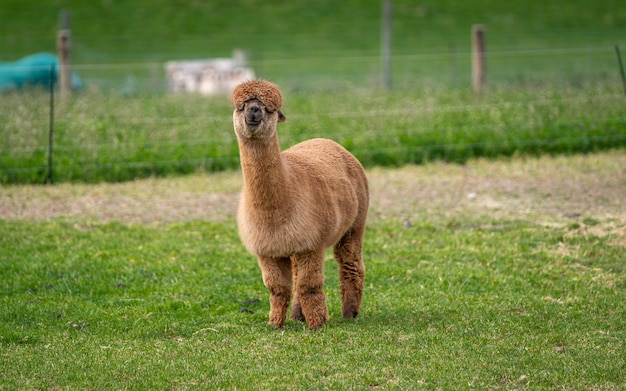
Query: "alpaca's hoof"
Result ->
[[308, 321, 326, 331], [305, 312, 329, 330], [291, 313, 306, 322], [290, 305, 306, 322], [268, 315, 286, 329], [342, 306, 359, 320]]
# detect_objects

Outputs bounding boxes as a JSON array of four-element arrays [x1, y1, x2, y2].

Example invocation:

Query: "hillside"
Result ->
[[2, 0, 625, 89]]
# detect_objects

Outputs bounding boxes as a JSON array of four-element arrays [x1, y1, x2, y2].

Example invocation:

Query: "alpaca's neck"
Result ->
[[239, 134, 292, 209]]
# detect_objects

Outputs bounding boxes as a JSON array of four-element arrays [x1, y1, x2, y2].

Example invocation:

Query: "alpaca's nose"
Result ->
[[245, 103, 263, 125]]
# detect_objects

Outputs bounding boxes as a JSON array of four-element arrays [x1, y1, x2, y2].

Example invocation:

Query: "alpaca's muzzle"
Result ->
[[245, 102, 263, 126]]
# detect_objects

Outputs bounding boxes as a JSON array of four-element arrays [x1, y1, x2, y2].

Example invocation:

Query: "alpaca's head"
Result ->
[[232, 80, 286, 140]]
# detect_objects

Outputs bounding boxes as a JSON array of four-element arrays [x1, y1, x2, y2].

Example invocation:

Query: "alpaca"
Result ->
[[232, 80, 369, 330]]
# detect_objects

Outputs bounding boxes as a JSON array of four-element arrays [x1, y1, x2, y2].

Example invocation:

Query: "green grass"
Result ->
[[1, 216, 624, 389], [2, 1, 626, 184], [2, 86, 625, 183], [2, 3, 624, 387]]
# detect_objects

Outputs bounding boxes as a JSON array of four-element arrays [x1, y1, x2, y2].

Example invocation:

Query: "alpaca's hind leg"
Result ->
[[290, 257, 306, 322], [293, 249, 328, 330], [334, 228, 366, 320], [257, 256, 292, 329]]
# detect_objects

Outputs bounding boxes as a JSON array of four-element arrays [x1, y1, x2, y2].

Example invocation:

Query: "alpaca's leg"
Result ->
[[293, 250, 328, 330], [334, 228, 366, 320], [290, 257, 306, 322], [257, 256, 292, 329]]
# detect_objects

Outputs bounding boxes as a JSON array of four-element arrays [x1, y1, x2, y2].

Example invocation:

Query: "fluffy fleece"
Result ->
[[232, 79, 283, 112], [232, 80, 369, 330]]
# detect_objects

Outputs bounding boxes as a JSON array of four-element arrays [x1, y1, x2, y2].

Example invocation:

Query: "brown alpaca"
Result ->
[[232, 80, 369, 330]]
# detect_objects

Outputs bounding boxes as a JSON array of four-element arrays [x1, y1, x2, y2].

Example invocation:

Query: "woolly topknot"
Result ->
[[232, 80, 283, 112]]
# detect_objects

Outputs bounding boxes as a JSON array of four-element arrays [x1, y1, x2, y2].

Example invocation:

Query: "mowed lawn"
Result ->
[[1, 151, 624, 390]]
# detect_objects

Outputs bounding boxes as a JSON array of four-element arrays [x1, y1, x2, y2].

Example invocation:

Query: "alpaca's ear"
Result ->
[[278, 110, 286, 123]]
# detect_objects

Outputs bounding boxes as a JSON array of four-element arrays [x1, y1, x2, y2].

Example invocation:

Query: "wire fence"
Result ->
[[45, 44, 622, 93], [2, 45, 626, 184]]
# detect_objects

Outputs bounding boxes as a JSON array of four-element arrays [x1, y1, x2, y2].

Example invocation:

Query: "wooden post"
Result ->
[[46, 64, 55, 184], [381, 0, 392, 91], [472, 25, 486, 93], [57, 10, 71, 98]]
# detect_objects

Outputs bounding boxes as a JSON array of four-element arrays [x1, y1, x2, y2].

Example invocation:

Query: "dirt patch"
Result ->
[[1, 151, 625, 233], [368, 151, 626, 224], [0, 171, 241, 223], [563, 221, 626, 247]]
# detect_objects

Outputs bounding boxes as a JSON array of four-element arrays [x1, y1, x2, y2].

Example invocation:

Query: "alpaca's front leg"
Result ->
[[258, 256, 292, 328], [293, 250, 328, 330]]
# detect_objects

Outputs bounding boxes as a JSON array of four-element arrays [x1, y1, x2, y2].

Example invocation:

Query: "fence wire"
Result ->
[[2, 46, 626, 183]]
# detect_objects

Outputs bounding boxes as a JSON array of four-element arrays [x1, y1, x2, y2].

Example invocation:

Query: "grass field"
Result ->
[[2, 86, 625, 184], [1, 151, 625, 389], [1, 4, 625, 387], [2, 1, 626, 184]]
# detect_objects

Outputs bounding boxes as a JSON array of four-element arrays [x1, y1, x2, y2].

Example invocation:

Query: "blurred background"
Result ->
[[1, 0, 625, 184], [2, 0, 625, 92]]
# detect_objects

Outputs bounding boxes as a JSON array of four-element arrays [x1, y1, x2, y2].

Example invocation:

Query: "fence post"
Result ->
[[46, 65, 55, 184], [381, 0, 392, 91], [472, 25, 486, 92], [57, 10, 71, 98]]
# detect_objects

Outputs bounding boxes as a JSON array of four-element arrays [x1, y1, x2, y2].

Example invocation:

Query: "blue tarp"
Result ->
[[0, 52, 83, 91]]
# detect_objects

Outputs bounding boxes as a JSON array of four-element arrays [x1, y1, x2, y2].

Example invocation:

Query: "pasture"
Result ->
[[2, 0, 626, 183], [2, 86, 626, 184], [1, 1, 625, 389], [1, 152, 625, 389]]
